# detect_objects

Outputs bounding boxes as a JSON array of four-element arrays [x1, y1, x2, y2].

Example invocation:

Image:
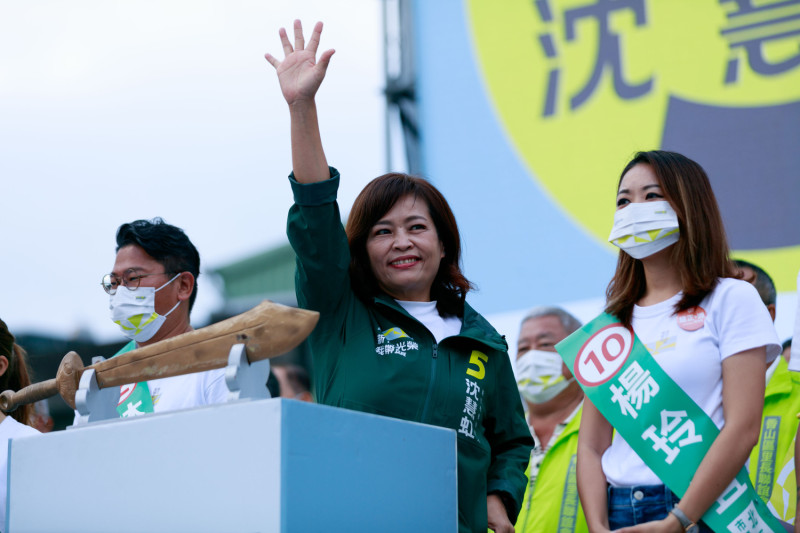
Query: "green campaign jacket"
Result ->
[[748, 357, 800, 504], [515, 407, 588, 533], [287, 170, 533, 533]]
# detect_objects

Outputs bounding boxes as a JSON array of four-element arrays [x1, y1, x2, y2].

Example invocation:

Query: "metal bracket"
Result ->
[[224, 343, 271, 402], [72, 362, 121, 427], [69, 345, 270, 428]]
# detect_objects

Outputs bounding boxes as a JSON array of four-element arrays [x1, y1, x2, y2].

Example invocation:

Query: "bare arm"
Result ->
[[618, 347, 767, 533], [265, 20, 334, 183], [576, 397, 613, 533]]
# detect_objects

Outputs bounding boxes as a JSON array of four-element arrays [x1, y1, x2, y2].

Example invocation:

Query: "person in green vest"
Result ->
[[735, 260, 776, 322], [513, 306, 588, 533], [736, 260, 800, 516]]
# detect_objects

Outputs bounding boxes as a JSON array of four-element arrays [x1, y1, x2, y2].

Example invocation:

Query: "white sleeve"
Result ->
[[789, 269, 800, 372], [714, 279, 781, 362], [203, 368, 230, 405]]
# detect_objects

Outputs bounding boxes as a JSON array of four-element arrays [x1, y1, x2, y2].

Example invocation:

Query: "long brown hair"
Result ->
[[605, 151, 738, 327], [0, 319, 34, 425], [346, 173, 473, 316]]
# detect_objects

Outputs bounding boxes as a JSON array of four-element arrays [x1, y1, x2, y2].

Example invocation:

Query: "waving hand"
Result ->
[[265, 20, 335, 107], [265, 20, 333, 183]]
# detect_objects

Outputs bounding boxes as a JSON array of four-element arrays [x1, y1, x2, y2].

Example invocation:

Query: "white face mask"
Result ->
[[516, 349, 573, 404], [608, 200, 680, 260], [109, 273, 182, 342]]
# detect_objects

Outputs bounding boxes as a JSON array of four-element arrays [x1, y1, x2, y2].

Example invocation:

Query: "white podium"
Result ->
[[7, 399, 457, 532]]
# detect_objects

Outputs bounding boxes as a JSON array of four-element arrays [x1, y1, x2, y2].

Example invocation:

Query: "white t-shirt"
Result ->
[[0, 416, 39, 527], [147, 368, 229, 413], [603, 278, 780, 487], [396, 300, 462, 343], [76, 367, 229, 422], [789, 269, 800, 372]]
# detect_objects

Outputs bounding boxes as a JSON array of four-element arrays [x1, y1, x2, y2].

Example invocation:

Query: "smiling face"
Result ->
[[365, 194, 445, 302]]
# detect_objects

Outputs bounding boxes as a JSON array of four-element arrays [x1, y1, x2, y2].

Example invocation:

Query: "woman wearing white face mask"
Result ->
[[575, 151, 781, 533]]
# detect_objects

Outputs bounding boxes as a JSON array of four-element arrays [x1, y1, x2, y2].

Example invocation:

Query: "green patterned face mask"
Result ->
[[516, 349, 573, 404], [608, 201, 680, 259], [109, 273, 181, 342]]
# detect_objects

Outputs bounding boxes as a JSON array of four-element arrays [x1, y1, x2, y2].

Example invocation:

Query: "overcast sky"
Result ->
[[1, 2, 796, 352], [0, 1, 387, 343]]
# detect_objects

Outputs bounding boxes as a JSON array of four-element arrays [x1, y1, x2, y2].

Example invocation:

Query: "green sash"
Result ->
[[113, 341, 155, 417], [555, 312, 782, 532]]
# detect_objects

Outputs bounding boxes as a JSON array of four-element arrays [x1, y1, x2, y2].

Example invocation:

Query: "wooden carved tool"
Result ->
[[0, 300, 319, 412]]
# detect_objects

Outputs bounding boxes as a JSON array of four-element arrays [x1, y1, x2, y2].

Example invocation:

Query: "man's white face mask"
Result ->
[[608, 200, 680, 260], [109, 273, 181, 342], [516, 349, 573, 404]]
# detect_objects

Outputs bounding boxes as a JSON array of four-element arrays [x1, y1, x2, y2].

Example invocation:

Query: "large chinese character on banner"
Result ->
[[465, 0, 800, 292]]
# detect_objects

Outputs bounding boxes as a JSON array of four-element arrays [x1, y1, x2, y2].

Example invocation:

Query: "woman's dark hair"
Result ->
[[0, 319, 34, 426], [116, 218, 200, 312], [346, 173, 473, 316], [605, 151, 738, 327]]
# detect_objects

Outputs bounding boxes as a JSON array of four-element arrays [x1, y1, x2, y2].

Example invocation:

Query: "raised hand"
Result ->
[[265, 20, 335, 107]]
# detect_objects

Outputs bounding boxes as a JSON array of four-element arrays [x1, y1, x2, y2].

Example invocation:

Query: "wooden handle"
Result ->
[[95, 300, 319, 388], [0, 302, 318, 411], [55, 351, 85, 410], [0, 350, 85, 412], [0, 379, 58, 413]]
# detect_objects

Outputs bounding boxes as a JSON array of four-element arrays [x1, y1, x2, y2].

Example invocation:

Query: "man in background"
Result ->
[[99, 218, 228, 417], [272, 363, 312, 402], [735, 260, 800, 515], [513, 306, 587, 533]]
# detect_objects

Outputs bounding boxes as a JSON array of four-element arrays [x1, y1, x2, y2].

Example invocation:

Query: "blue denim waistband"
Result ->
[[607, 484, 679, 529], [606, 485, 713, 532], [607, 484, 676, 508]]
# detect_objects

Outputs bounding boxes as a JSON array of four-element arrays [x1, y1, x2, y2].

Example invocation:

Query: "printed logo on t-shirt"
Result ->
[[644, 332, 677, 356], [150, 386, 161, 406], [375, 327, 419, 357]]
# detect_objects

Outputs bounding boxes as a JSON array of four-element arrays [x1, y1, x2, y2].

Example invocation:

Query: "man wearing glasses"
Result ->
[[99, 218, 228, 417]]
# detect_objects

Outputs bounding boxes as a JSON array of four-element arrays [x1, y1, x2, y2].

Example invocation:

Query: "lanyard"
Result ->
[[556, 312, 782, 532]]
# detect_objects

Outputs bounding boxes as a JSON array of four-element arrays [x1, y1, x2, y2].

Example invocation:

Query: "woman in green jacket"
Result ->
[[266, 20, 533, 533]]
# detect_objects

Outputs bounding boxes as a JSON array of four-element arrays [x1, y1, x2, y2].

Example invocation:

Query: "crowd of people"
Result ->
[[0, 18, 796, 533]]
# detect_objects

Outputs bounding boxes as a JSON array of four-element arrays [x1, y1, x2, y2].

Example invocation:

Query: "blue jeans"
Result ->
[[607, 484, 712, 531]]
